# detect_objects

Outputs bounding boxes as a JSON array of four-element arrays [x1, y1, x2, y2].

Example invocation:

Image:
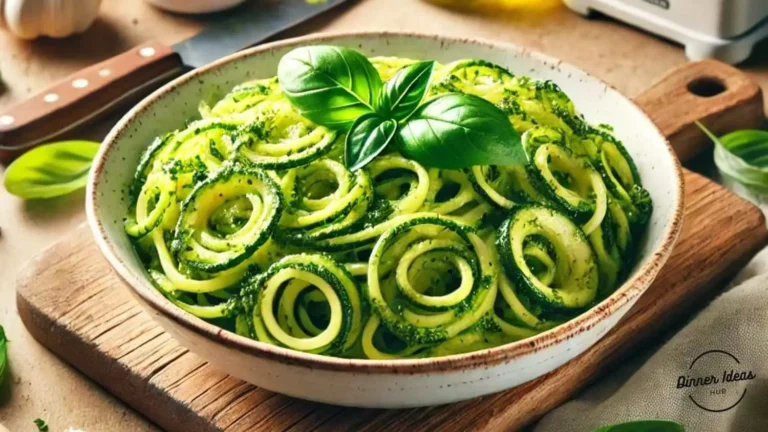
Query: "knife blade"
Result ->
[[0, 0, 351, 163]]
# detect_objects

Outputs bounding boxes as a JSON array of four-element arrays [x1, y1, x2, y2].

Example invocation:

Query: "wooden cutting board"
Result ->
[[15, 60, 768, 431]]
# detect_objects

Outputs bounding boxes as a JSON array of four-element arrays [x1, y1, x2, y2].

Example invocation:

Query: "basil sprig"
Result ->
[[277, 45, 524, 171]]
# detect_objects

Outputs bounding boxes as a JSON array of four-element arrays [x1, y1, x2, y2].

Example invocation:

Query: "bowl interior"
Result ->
[[88, 32, 682, 364]]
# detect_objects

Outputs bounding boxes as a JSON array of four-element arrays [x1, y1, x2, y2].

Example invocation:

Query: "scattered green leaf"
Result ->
[[697, 122, 768, 193], [593, 420, 685, 432], [0, 325, 7, 387], [379, 60, 435, 121], [277, 45, 382, 129], [345, 113, 397, 171], [34, 418, 49, 431], [398, 93, 524, 169], [3, 140, 100, 199]]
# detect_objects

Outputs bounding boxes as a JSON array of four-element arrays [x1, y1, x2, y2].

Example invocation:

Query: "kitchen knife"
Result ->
[[0, 0, 351, 163]]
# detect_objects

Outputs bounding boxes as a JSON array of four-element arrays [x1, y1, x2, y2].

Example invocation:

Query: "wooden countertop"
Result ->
[[0, 0, 766, 430]]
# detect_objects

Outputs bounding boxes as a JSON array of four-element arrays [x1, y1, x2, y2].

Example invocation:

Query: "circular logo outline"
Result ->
[[687, 349, 748, 413]]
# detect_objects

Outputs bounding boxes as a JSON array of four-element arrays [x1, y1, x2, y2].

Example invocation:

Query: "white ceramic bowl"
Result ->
[[87, 32, 684, 408]]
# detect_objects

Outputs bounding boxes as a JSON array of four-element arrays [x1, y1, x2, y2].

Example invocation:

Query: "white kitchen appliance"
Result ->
[[564, 0, 768, 64]]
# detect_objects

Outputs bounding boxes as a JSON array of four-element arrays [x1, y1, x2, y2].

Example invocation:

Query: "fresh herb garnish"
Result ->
[[4, 140, 100, 199], [593, 420, 685, 432], [0, 325, 7, 387], [378, 60, 435, 120], [34, 418, 49, 431], [277, 45, 524, 171], [278, 45, 381, 129], [398, 93, 525, 169], [344, 113, 398, 171]]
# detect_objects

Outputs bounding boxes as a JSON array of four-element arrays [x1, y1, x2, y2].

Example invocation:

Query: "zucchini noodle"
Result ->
[[171, 163, 283, 273], [241, 254, 362, 355], [279, 159, 371, 230], [366, 215, 497, 345], [368, 154, 430, 215], [235, 98, 338, 169], [125, 54, 652, 359], [496, 205, 599, 310], [531, 144, 607, 235], [426, 169, 478, 214], [202, 77, 279, 118]]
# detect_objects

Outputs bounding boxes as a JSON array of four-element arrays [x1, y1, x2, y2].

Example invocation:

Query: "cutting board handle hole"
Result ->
[[687, 77, 727, 98]]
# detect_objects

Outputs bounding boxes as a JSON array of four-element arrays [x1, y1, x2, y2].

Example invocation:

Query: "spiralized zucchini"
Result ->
[[235, 98, 338, 170], [366, 215, 496, 345], [126, 54, 652, 359], [239, 254, 362, 355], [496, 205, 598, 310], [171, 163, 282, 273]]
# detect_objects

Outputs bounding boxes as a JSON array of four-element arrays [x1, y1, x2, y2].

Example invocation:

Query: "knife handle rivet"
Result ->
[[72, 79, 89, 89], [0, 115, 14, 126], [139, 47, 156, 58], [44, 93, 60, 103], [98, 68, 112, 78]]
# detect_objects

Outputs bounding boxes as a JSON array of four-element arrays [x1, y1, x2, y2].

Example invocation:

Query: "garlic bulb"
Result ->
[[0, 0, 102, 40]]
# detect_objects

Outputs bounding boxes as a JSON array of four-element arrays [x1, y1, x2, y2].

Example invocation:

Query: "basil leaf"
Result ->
[[719, 129, 768, 161], [34, 418, 49, 432], [0, 325, 7, 387], [379, 61, 435, 121], [3, 140, 100, 199], [277, 45, 383, 129], [345, 113, 398, 171], [697, 123, 768, 193], [593, 420, 685, 432], [398, 93, 524, 169]]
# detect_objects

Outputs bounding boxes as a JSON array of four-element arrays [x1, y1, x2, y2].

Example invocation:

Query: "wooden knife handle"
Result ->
[[0, 41, 184, 164], [635, 59, 765, 163]]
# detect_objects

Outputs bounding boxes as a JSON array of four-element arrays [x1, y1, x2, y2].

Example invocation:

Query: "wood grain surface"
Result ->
[[635, 60, 765, 163], [15, 169, 768, 432]]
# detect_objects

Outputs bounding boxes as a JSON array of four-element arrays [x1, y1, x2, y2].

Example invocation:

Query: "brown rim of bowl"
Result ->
[[86, 31, 684, 374]]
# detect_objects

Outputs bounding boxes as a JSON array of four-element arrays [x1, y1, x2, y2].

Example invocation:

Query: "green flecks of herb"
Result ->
[[192, 168, 208, 185], [598, 123, 614, 132], [277, 45, 524, 171], [163, 159, 182, 179], [34, 418, 49, 431], [209, 139, 225, 160], [4, 141, 101, 199]]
